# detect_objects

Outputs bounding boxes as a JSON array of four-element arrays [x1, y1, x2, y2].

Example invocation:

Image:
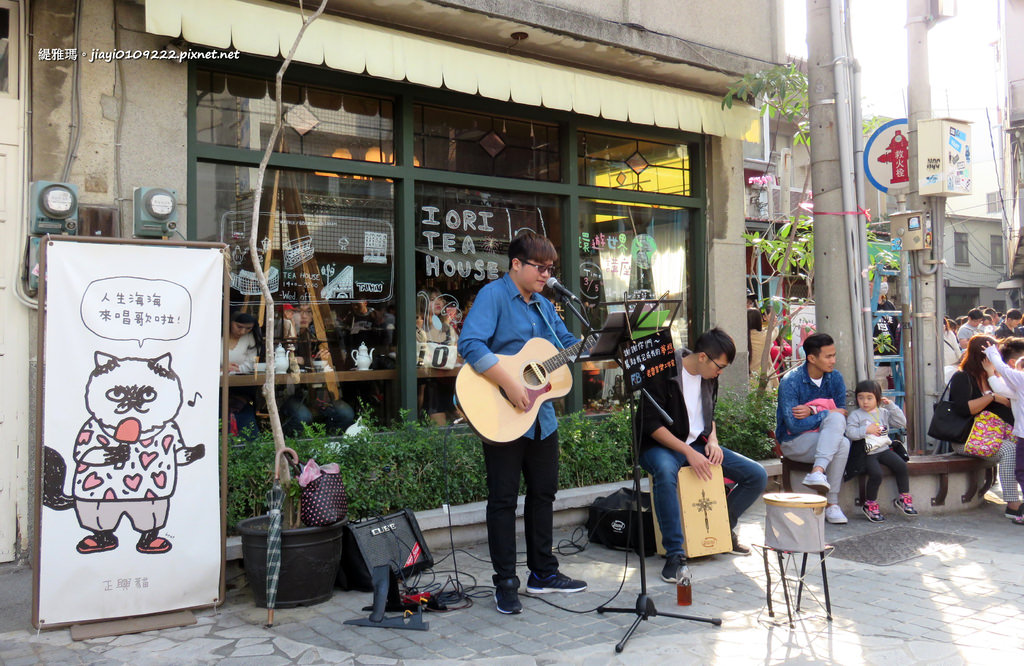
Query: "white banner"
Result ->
[[37, 240, 224, 627]]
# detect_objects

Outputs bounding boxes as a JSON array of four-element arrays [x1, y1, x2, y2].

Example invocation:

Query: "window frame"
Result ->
[[0, 1, 19, 99], [953, 231, 970, 266], [187, 58, 708, 418], [986, 191, 1002, 215], [991, 234, 1004, 268]]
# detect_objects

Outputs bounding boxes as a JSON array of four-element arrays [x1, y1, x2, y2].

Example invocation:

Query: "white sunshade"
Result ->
[[146, 0, 760, 141]]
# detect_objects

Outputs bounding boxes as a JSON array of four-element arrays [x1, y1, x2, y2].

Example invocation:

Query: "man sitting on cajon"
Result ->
[[639, 328, 769, 584]]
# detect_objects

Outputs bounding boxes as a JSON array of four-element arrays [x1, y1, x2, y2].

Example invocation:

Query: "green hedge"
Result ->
[[714, 388, 778, 461], [226, 409, 635, 531], [226, 389, 777, 531]]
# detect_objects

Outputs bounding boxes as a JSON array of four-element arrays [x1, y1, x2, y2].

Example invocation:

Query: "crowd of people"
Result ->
[[942, 307, 1024, 524]]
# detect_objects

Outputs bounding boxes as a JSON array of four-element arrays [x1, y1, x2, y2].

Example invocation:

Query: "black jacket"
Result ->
[[948, 370, 1014, 426], [639, 348, 717, 451]]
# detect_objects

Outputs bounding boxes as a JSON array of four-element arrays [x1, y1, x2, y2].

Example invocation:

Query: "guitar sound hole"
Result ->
[[523, 363, 546, 388]]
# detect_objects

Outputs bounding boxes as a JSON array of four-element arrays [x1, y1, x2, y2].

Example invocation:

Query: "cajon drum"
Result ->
[[649, 466, 732, 558]]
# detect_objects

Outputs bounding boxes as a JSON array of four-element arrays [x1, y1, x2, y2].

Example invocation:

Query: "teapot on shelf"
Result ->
[[354, 342, 375, 371], [274, 344, 290, 373]]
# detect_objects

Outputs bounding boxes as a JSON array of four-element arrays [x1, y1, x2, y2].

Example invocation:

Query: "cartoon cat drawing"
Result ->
[[43, 352, 205, 554]]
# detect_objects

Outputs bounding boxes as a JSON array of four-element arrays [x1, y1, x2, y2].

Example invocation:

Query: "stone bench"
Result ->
[[776, 446, 997, 514]]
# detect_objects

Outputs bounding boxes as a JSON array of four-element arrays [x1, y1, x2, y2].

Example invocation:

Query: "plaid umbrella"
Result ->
[[266, 447, 297, 627]]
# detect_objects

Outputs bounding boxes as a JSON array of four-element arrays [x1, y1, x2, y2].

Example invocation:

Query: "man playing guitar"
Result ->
[[457, 231, 588, 615]]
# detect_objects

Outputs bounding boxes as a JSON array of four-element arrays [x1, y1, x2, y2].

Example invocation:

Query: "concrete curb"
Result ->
[[226, 459, 785, 560]]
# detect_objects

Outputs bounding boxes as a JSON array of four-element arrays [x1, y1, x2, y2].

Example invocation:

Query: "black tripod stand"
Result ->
[[591, 298, 721, 652]]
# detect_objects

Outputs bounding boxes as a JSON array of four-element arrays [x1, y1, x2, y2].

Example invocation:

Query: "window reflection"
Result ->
[[577, 199, 693, 413], [414, 104, 560, 181], [578, 131, 692, 195], [0, 8, 10, 95], [196, 163, 397, 427], [414, 183, 562, 422], [195, 70, 394, 162]]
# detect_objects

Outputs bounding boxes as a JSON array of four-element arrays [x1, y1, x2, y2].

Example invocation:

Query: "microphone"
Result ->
[[545, 276, 580, 302]]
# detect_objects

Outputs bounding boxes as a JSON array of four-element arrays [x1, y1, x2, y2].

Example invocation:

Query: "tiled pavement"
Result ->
[[2, 498, 1023, 665]]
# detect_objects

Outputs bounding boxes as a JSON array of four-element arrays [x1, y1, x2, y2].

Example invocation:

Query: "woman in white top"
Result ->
[[226, 311, 259, 438], [227, 311, 258, 374]]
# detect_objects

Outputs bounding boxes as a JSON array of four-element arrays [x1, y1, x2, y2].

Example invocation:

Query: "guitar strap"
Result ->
[[531, 300, 566, 350]]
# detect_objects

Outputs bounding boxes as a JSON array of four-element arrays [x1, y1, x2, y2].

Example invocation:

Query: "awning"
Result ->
[[996, 278, 1023, 290], [145, 0, 759, 141]]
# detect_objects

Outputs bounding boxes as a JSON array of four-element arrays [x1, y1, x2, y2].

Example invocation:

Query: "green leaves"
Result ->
[[226, 410, 634, 531], [743, 213, 815, 280], [722, 63, 810, 145], [714, 389, 778, 461]]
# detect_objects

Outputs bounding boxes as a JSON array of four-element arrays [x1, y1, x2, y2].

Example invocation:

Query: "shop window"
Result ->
[[196, 163, 397, 426], [413, 104, 560, 181], [195, 70, 394, 163], [578, 131, 692, 195], [413, 183, 562, 422], [577, 199, 693, 412]]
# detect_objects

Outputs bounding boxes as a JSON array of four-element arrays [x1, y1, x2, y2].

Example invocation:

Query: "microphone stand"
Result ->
[[555, 293, 592, 364], [595, 297, 721, 653]]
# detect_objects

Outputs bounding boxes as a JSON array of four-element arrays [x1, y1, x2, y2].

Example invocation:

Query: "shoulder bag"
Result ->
[[962, 411, 1013, 458], [297, 459, 348, 527], [927, 377, 973, 444]]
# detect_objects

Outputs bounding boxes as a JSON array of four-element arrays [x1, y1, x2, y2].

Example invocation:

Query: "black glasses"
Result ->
[[707, 355, 728, 371], [522, 260, 556, 275]]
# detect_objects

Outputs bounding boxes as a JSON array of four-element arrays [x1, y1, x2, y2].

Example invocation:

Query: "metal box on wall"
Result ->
[[918, 118, 972, 196], [890, 210, 931, 251]]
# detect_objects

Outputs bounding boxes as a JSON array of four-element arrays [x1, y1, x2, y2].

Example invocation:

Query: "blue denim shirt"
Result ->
[[457, 273, 579, 440], [775, 363, 847, 442]]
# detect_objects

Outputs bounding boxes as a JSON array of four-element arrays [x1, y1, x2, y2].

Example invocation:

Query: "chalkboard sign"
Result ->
[[620, 330, 676, 392]]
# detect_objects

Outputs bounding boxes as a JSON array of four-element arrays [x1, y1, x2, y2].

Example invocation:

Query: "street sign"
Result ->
[[865, 118, 910, 193]]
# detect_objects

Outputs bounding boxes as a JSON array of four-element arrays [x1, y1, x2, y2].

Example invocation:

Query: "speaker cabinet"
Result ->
[[340, 509, 433, 591]]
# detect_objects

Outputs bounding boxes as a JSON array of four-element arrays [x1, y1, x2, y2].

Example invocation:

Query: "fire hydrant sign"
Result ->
[[865, 118, 910, 193], [34, 239, 225, 628]]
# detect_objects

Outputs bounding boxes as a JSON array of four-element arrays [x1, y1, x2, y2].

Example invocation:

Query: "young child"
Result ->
[[845, 380, 915, 522]]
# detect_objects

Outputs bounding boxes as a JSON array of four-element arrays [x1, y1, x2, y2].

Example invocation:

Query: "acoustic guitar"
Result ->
[[455, 336, 596, 443]]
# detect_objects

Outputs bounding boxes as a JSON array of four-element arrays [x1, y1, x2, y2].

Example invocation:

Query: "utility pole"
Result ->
[[807, 0, 872, 393], [905, 0, 947, 450]]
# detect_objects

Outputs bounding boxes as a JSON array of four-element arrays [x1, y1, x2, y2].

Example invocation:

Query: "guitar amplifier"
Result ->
[[339, 509, 434, 591]]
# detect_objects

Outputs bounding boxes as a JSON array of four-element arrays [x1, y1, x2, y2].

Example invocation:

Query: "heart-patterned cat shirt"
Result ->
[[72, 417, 183, 501]]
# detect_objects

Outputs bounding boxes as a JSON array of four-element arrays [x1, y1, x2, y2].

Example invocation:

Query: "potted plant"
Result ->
[[236, 449, 347, 611]]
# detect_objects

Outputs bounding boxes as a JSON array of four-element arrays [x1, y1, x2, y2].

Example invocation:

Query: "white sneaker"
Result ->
[[824, 504, 848, 524], [801, 471, 830, 495]]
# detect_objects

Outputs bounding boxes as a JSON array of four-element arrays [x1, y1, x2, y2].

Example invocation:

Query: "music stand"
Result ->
[[589, 296, 721, 653]]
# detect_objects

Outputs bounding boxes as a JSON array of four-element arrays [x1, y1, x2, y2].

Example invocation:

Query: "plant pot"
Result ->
[[237, 515, 346, 608]]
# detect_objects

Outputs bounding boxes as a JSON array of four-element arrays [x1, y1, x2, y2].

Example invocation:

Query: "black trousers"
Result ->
[[864, 449, 910, 501], [482, 430, 559, 583]]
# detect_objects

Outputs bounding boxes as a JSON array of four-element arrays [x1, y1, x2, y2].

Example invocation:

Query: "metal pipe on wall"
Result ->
[[830, 0, 871, 382]]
